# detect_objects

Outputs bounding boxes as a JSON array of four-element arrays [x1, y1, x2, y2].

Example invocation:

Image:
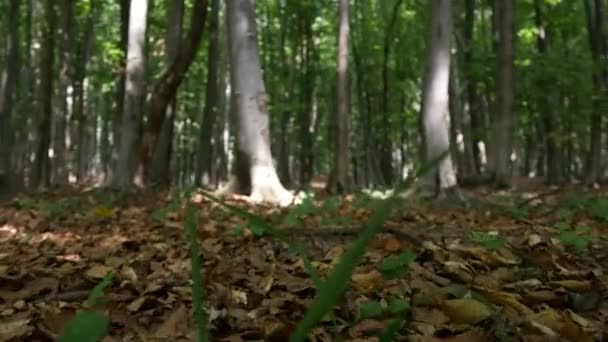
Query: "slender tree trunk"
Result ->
[[298, 9, 316, 186], [492, 0, 516, 187], [420, 0, 458, 195], [148, 0, 185, 186], [534, 0, 561, 185], [139, 0, 208, 185], [111, 0, 130, 181], [378, 0, 404, 186], [196, 0, 221, 187], [114, 0, 149, 188], [33, 0, 56, 188], [329, 0, 351, 193], [224, 0, 293, 205], [14, 0, 33, 190], [74, 3, 96, 183], [463, 0, 482, 176], [0, 0, 20, 191], [584, 0, 607, 184], [53, 0, 74, 185]]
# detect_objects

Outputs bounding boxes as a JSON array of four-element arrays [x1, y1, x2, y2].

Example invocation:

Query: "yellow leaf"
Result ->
[[92, 206, 115, 218], [442, 298, 491, 324], [85, 264, 113, 279]]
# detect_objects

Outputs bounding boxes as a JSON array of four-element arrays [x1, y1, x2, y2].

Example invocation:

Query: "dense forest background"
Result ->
[[0, 0, 606, 203]]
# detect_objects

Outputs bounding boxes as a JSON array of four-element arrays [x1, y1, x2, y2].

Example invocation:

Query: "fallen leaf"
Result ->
[[442, 298, 491, 324], [85, 264, 114, 280], [351, 269, 384, 294], [0, 316, 32, 341], [152, 304, 190, 339]]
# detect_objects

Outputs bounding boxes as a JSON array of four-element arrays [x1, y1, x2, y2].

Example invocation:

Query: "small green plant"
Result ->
[[589, 196, 608, 222], [471, 231, 506, 250], [377, 251, 416, 279], [59, 272, 113, 342], [357, 297, 410, 341], [504, 205, 528, 220], [557, 223, 595, 252]]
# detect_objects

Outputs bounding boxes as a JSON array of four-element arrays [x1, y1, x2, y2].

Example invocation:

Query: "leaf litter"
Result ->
[[0, 186, 607, 341]]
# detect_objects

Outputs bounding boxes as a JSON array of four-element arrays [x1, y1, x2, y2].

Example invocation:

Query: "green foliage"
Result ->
[[504, 205, 528, 220], [184, 203, 210, 342], [59, 273, 113, 342], [360, 300, 384, 319], [378, 251, 415, 279], [87, 272, 114, 306], [471, 231, 507, 250], [557, 223, 594, 252], [357, 297, 410, 341], [589, 196, 608, 222], [59, 311, 109, 342]]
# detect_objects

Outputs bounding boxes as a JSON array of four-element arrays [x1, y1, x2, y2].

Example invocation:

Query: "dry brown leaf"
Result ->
[[152, 304, 190, 339], [483, 290, 535, 316], [0, 315, 32, 341], [411, 306, 450, 325], [85, 264, 114, 279], [442, 298, 491, 325], [351, 269, 384, 294], [0, 277, 58, 301]]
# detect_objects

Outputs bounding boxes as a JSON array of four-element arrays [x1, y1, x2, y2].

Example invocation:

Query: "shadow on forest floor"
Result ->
[[0, 180, 608, 341]]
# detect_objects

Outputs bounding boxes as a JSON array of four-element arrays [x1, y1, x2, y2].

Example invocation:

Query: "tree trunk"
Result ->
[[13, 0, 33, 191], [420, 0, 458, 195], [224, 0, 293, 205], [148, 0, 185, 186], [492, 0, 516, 187], [74, 3, 96, 183], [463, 0, 482, 176], [53, 0, 74, 185], [196, 0, 221, 187], [534, 0, 561, 185], [328, 0, 351, 193], [379, 0, 404, 186], [298, 8, 316, 186], [584, 0, 607, 184], [32, 0, 56, 189], [0, 0, 20, 191], [111, 0, 130, 181], [139, 0, 208, 186], [113, 0, 149, 188]]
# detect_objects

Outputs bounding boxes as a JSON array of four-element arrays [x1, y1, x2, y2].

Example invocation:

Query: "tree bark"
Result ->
[[148, 0, 185, 186], [53, 0, 74, 185], [329, 0, 351, 193], [32, 0, 56, 188], [584, 0, 607, 184], [74, 3, 96, 183], [463, 0, 482, 176], [224, 0, 293, 205], [196, 0, 221, 187], [534, 0, 561, 185], [139, 0, 209, 186], [420, 0, 458, 195], [492, 0, 516, 187], [379, 0, 404, 186], [0, 0, 20, 191], [111, 0, 130, 181], [113, 0, 149, 188]]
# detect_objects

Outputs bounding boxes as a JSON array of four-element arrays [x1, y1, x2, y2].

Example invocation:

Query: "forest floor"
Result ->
[[1, 180, 608, 341]]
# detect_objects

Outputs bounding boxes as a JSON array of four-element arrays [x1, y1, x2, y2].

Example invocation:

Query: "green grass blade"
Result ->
[[185, 203, 209, 342], [289, 151, 448, 341]]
